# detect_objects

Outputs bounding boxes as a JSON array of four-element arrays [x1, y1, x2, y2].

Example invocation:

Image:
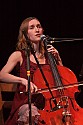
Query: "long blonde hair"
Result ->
[[16, 17, 45, 58]]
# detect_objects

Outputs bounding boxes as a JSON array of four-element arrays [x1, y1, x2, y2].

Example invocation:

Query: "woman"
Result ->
[[0, 17, 62, 125]]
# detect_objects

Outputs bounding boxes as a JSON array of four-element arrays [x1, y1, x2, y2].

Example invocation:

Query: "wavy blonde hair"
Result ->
[[16, 17, 45, 58]]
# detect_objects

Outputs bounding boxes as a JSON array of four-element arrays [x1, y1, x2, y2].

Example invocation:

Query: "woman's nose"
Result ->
[[35, 26, 39, 31]]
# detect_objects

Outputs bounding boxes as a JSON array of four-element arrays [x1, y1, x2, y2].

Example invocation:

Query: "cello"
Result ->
[[32, 36, 83, 125]]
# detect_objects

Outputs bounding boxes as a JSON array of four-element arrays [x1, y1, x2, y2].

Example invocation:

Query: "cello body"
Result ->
[[33, 64, 83, 125]]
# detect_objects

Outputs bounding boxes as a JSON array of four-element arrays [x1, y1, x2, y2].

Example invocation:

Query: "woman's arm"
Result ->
[[0, 51, 22, 82], [0, 51, 28, 86], [0, 51, 37, 92]]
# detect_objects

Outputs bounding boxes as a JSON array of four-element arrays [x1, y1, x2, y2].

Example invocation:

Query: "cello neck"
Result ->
[[44, 41, 63, 87]]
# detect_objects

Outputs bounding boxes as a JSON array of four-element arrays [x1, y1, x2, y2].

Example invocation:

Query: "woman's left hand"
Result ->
[[47, 44, 59, 57], [47, 44, 63, 66]]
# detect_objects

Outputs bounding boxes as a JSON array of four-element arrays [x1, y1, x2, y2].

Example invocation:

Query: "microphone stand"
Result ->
[[26, 47, 32, 125], [22, 32, 32, 125], [44, 35, 83, 43]]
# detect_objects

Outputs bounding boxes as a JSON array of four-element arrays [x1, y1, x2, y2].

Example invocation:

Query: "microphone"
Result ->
[[41, 34, 56, 40], [40, 35, 47, 41], [40, 35, 58, 44]]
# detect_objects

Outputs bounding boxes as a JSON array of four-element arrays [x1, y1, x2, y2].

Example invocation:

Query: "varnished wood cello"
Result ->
[[32, 35, 83, 125]]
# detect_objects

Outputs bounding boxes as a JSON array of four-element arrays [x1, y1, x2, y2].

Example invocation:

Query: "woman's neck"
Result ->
[[33, 42, 39, 54]]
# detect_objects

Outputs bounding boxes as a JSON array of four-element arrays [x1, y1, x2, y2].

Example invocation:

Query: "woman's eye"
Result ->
[[29, 24, 42, 29], [29, 26, 34, 29], [37, 24, 42, 28]]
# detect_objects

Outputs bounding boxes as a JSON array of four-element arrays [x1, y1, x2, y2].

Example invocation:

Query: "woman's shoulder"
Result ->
[[8, 51, 22, 62], [11, 51, 22, 56], [9, 51, 21, 58]]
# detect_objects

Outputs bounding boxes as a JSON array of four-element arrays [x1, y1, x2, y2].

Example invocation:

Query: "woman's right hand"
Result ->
[[21, 78, 37, 92]]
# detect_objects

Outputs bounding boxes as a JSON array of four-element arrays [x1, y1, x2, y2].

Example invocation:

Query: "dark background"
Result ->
[[0, 0, 83, 106]]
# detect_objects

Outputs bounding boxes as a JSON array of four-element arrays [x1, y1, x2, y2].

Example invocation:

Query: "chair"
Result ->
[[0, 83, 16, 124]]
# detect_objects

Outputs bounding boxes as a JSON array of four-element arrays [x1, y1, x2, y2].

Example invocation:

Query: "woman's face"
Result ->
[[27, 19, 43, 43]]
